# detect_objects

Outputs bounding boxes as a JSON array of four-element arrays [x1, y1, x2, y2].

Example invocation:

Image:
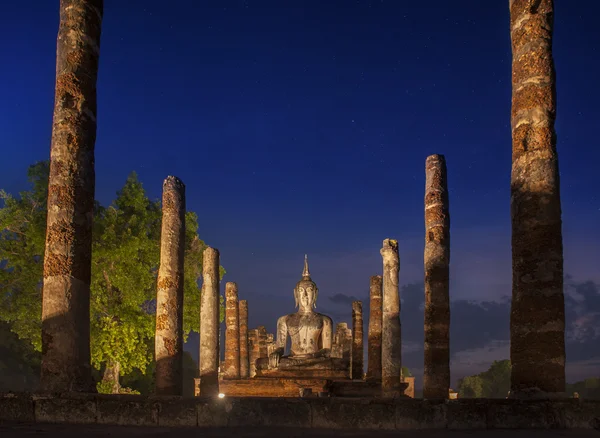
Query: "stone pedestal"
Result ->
[[239, 300, 249, 378], [367, 275, 383, 381], [351, 301, 364, 380], [199, 247, 220, 396], [224, 282, 240, 379], [154, 176, 186, 396], [423, 154, 451, 399], [380, 239, 402, 396]]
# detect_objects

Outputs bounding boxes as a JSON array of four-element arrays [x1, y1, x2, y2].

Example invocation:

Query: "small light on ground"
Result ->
[[218, 393, 225, 399]]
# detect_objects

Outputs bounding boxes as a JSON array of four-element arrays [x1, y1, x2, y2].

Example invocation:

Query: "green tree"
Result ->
[[0, 161, 49, 350], [458, 375, 485, 398], [401, 366, 412, 378], [457, 359, 511, 398], [1, 162, 225, 394], [479, 359, 511, 398]]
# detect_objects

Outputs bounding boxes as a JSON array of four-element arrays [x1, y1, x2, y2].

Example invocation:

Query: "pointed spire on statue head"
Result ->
[[302, 254, 311, 279]]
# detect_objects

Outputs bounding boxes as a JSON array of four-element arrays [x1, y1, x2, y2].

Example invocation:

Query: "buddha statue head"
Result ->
[[294, 254, 318, 311]]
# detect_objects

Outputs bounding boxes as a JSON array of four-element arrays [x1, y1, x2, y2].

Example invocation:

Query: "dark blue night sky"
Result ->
[[1, 1, 599, 388]]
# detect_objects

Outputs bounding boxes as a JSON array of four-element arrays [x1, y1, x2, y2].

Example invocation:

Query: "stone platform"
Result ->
[[1, 392, 600, 430], [219, 378, 331, 397], [2, 423, 599, 438], [218, 378, 400, 397]]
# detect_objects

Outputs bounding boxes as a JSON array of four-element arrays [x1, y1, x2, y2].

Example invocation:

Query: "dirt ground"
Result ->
[[0, 423, 598, 438]]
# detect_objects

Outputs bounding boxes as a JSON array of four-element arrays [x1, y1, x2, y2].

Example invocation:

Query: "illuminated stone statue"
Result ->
[[268, 255, 333, 369]]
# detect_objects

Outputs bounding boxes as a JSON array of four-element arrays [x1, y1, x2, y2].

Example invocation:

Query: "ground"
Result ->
[[0, 424, 598, 438]]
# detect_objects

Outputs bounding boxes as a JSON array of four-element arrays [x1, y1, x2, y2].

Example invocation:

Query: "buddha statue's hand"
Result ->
[[268, 349, 283, 369]]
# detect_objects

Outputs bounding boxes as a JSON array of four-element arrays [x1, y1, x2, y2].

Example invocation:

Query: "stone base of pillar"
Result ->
[[195, 374, 219, 397]]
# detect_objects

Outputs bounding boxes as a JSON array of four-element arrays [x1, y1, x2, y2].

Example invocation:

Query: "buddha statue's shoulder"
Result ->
[[315, 312, 333, 324], [277, 314, 291, 325]]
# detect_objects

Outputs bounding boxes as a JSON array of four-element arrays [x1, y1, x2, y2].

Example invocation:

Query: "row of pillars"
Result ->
[[362, 155, 450, 399], [145, 165, 440, 397]]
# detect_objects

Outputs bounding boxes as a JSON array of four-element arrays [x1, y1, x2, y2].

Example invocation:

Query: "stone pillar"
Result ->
[[266, 333, 277, 356], [367, 275, 383, 381], [239, 300, 249, 378], [40, 0, 104, 393], [248, 329, 259, 378], [423, 154, 451, 399], [154, 176, 186, 395], [223, 282, 240, 379], [380, 238, 402, 395], [257, 326, 268, 359], [199, 247, 220, 396], [509, 0, 565, 396], [352, 301, 364, 380]]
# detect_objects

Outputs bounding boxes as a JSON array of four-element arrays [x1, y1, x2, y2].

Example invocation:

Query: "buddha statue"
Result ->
[[257, 255, 338, 373]]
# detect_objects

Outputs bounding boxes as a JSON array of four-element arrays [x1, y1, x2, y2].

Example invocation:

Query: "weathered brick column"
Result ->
[[199, 247, 220, 396], [257, 326, 268, 359], [352, 301, 364, 380], [239, 300, 249, 378], [367, 275, 383, 381], [154, 176, 186, 395], [509, 0, 565, 396], [40, 0, 104, 393], [248, 329, 259, 377], [423, 154, 451, 399], [223, 282, 240, 379], [380, 239, 402, 396]]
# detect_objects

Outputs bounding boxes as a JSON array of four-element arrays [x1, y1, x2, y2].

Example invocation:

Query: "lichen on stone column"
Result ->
[[509, 0, 565, 396], [423, 154, 451, 399], [224, 282, 240, 379], [239, 300, 249, 378], [199, 247, 220, 396], [352, 301, 364, 380], [367, 275, 383, 381], [380, 239, 402, 396], [154, 176, 186, 396], [40, 0, 104, 393]]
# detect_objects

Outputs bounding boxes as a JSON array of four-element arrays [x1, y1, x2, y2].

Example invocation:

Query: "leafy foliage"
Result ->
[[457, 359, 511, 398], [566, 378, 600, 399], [0, 162, 225, 391], [0, 161, 49, 350]]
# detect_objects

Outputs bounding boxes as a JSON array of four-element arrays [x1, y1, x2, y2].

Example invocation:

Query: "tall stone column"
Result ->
[[239, 300, 249, 378], [248, 329, 259, 377], [40, 0, 104, 393], [223, 282, 240, 379], [367, 275, 383, 381], [380, 239, 402, 395], [423, 154, 451, 399], [154, 176, 186, 395], [199, 247, 220, 396], [352, 301, 364, 380], [509, 0, 565, 396], [257, 326, 268, 359]]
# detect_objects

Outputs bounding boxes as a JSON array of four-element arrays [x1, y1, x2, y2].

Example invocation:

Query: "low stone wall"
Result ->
[[1, 393, 599, 430]]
